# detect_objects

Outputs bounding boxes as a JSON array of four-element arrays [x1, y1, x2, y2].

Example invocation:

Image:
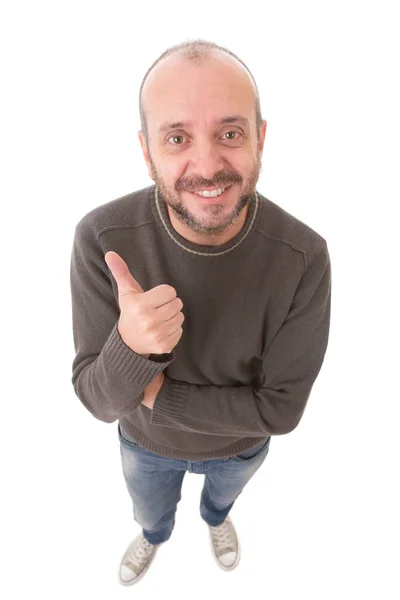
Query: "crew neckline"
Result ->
[[149, 184, 260, 256]]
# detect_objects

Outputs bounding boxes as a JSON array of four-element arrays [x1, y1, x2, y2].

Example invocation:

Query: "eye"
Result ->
[[223, 131, 241, 140], [168, 134, 187, 145]]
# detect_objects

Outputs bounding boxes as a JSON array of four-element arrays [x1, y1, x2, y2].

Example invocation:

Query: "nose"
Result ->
[[190, 138, 225, 180]]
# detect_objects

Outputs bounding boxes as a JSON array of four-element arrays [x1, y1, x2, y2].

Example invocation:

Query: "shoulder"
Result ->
[[255, 190, 329, 270], [74, 185, 155, 242]]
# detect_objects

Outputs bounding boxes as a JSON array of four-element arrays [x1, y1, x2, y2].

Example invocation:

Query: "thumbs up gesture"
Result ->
[[105, 251, 185, 357]]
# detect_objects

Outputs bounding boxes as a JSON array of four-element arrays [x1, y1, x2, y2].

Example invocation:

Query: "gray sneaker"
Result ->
[[118, 532, 162, 586]]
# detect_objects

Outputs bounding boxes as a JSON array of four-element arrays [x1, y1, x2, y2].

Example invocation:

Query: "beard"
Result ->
[[148, 151, 262, 237]]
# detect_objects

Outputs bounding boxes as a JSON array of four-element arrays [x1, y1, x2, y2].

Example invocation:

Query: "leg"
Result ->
[[200, 437, 271, 526], [118, 425, 186, 545]]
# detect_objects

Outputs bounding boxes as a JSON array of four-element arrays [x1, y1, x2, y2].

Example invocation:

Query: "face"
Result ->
[[139, 53, 267, 245]]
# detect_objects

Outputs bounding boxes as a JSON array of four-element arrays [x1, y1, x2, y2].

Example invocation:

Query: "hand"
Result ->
[[141, 371, 165, 410], [104, 251, 185, 355]]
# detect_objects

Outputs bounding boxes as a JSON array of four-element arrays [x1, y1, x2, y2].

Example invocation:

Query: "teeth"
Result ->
[[196, 187, 226, 198]]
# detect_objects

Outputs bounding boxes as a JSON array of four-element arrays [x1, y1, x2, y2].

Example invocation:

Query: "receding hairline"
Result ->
[[139, 40, 263, 140], [141, 48, 256, 105]]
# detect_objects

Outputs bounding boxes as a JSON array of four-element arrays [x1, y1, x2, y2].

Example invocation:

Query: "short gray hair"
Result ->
[[139, 39, 263, 143]]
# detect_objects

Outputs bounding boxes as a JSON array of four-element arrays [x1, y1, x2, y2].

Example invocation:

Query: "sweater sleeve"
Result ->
[[70, 217, 174, 423], [150, 244, 331, 436]]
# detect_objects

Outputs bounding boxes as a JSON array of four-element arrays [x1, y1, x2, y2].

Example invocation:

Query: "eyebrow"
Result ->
[[157, 115, 250, 134]]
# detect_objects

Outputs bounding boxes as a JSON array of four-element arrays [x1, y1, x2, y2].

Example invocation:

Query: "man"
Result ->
[[70, 39, 331, 586]]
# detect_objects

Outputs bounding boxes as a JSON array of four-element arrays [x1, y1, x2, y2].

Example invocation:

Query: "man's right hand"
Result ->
[[104, 251, 184, 356]]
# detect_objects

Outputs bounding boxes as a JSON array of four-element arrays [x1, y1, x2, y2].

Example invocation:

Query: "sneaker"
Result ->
[[118, 532, 162, 585], [208, 515, 241, 571]]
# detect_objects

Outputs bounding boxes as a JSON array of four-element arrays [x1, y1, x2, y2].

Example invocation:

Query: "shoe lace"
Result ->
[[211, 521, 232, 551], [126, 535, 154, 568]]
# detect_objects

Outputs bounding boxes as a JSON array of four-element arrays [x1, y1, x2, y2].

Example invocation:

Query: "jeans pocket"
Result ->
[[231, 436, 271, 463]]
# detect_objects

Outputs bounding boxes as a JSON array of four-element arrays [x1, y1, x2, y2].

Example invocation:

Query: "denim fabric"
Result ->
[[118, 424, 271, 545]]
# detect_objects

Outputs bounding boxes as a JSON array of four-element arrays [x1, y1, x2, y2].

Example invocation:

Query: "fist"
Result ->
[[104, 251, 184, 356]]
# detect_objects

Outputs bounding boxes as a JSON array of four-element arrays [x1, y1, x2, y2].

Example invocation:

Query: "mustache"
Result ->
[[176, 172, 242, 192]]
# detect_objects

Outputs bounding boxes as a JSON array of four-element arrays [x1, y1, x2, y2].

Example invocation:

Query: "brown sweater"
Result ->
[[70, 184, 331, 460]]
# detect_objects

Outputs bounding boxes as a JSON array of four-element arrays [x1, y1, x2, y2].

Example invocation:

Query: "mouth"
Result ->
[[185, 184, 234, 202]]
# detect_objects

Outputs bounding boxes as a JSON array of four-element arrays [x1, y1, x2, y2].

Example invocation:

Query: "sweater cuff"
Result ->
[[150, 376, 190, 426], [103, 323, 174, 392]]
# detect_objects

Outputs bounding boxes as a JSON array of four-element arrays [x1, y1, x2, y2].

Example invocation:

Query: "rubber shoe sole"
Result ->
[[118, 533, 162, 586]]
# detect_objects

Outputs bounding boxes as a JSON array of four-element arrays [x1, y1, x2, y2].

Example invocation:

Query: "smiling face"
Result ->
[[139, 51, 267, 246]]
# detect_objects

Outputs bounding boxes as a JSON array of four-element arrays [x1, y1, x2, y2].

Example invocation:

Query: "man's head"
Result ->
[[138, 40, 267, 243]]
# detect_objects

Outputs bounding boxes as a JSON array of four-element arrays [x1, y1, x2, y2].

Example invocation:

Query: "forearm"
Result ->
[[149, 375, 313, 436], [73, 323, 173, 422]]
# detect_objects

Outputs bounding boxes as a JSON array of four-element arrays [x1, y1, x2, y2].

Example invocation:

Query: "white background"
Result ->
[[1, 1, 399, 598]]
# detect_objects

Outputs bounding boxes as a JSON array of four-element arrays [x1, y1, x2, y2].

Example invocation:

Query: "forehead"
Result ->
[[142, 54, 256, 131]]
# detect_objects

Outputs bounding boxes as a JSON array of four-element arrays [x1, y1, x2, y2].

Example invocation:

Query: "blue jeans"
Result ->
[[118, 424, 271, 545]]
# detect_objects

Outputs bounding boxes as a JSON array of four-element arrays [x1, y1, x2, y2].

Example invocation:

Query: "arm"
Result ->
[[150, 244, 331, 437], [70, 218, 173, 423]]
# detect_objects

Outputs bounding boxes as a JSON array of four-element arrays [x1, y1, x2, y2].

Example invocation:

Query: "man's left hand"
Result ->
[[141, 371, 166, 409]]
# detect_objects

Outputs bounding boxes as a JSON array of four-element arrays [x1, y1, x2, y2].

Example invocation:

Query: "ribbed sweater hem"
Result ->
[[117, 420, 268, 461]]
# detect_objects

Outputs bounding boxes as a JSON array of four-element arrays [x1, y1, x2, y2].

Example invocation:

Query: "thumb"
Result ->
[[104, 251, 144, 295]]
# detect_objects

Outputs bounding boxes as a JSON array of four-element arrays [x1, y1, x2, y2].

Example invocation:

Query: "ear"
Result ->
[[258, 120, 267, 155], [138, 130, 154, 181]]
